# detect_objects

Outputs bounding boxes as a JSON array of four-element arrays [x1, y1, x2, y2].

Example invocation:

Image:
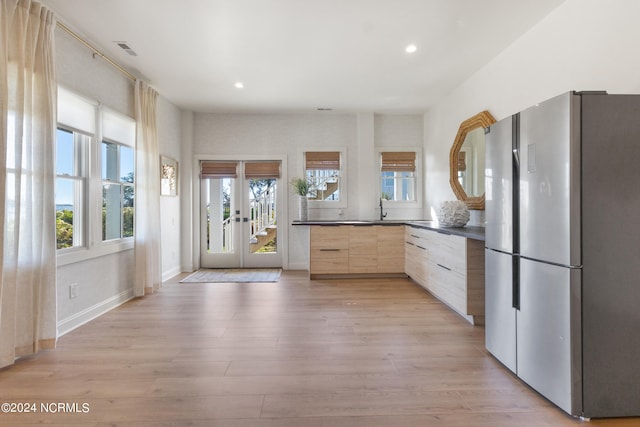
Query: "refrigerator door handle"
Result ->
[[512, 255, 520, 310], [512, 148, 520, 168]]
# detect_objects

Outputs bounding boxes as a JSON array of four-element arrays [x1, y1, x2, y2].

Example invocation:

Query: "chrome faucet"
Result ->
[[379, 197, 387, 221]]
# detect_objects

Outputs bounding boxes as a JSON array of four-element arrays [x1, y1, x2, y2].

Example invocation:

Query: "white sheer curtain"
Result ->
[[134, 80, 162, 296], [0, 0, 58, 368]]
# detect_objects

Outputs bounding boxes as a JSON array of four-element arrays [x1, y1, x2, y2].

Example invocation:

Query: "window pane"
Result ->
[[123, 184, 134, 238], [102, 141, 118, 181], [56, 128, 74, 175], [381, 171, 415, 201], [306, 169, 340, 201], [103, 184, 122, 240], [120, 145, 134, 183], [56, 179, 77, 249]]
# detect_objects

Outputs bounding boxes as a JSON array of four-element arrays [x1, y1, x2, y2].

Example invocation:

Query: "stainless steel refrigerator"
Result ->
[[485, 91, 640, 418]]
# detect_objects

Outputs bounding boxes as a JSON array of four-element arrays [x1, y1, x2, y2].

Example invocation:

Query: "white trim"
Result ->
[[57, 240, 134, 266], [162, 265, 182, 282], [375, 146, 422, 208], [57, 289, 135, 336], [192, 154, 289, 271], [298, 146, 348, 209]]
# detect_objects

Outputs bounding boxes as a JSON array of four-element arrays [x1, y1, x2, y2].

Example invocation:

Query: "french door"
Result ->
[[200, 160, 282, 268]]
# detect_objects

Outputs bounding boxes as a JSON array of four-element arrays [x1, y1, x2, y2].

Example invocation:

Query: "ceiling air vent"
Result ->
[[115, 41, 137, 56]]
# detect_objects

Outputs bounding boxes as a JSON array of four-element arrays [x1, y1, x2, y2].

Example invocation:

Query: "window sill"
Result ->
[[57, 238, 134, 267]]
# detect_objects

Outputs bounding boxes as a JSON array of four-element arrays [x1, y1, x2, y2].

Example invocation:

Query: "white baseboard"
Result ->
[[287, 262, 309, 271], [57, 289, 134, 337], [181, 264, 195, 273], [162, 266, 182, 282]]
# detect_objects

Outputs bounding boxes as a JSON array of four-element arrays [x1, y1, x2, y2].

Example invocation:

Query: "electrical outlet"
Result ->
[[69, 283, 78, 299]]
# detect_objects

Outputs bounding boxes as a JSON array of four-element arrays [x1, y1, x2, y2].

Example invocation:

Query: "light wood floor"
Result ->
[[1, 271, 637, 426]]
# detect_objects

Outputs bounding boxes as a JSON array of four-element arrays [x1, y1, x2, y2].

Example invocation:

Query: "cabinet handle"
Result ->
[[437, 263, 451, 271], [406, 242, 415, 246], [410, 234, 420, 238], [417, 245, 427, 251], [319, 249, 341, 252]]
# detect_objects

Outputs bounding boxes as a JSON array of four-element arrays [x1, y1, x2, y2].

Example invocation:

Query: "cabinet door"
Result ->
[[348, 226, 378, 273], [377, 226, 405, 273]]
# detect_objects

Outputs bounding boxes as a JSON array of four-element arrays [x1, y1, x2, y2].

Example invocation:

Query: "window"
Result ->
[[102, 141, 135, 240], [305, 151, 341, 201], [55, 127, 89, 249], [380, 151, 416, 201], [56, 87, 136, 259]]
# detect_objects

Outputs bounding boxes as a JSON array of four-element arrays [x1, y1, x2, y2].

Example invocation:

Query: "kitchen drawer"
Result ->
[[310, 226, 349, 250], [405, 226, 431, 247], [428, 260, 466, 314], [428, 232, 466, 273], [310, 249, 349, 274], [405, 240, 428, 285]]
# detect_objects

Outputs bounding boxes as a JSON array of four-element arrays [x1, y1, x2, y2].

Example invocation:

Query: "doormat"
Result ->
[[180, 268, 282, 283]]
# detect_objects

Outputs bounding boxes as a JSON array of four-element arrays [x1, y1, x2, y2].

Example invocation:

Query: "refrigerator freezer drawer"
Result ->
[[485, 249, 517, 373], [517, 258, 581, 416]]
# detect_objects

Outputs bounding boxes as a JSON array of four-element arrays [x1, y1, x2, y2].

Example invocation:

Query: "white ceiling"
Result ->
[[41, 0, 565, 114]]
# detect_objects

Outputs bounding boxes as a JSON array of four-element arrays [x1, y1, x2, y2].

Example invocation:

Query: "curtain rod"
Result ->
[[56, 21, 137, 82]]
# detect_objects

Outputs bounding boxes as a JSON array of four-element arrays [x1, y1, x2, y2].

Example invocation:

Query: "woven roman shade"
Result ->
[[305, 151, 340, 170], [244, 161, 281, 178], [201, 161, 238, 178], [381, 151, 416, 172]]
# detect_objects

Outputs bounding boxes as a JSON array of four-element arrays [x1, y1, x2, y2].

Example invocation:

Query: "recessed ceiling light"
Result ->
[[405, 44, 417, 53], [235, 82, 244, 89]]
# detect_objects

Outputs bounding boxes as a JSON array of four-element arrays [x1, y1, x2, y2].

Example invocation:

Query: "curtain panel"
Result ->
[[134, 80, 162, 296], [0, 0, 58, 368]]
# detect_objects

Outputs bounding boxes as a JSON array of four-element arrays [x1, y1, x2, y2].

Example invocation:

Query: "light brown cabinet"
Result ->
[[310, 225, 405, 278], [405, 225, 485, 325], [310, 226, 349, 275], [377, 226, 405, 273]]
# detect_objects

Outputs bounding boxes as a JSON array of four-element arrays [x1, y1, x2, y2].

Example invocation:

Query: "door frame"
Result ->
[[193, 154, 289, 270]]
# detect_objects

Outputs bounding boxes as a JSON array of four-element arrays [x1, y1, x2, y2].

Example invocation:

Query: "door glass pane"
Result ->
[[248, 178, 277, 254], [206, 178, 235, 253]]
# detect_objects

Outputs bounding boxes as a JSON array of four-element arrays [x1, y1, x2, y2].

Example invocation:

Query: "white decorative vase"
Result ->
[[436, 200, 470, 228], [298, 196, 308, 221]]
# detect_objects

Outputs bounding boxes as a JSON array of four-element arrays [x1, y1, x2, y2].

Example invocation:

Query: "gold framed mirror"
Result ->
[[449, 110, 496, 210]]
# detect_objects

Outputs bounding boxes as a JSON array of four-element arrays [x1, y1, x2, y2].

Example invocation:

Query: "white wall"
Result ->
[[157, 96, 183, 281], [191, 112, 423, 269], [54, 26, 184, 334], [424, 0, 640, 226]]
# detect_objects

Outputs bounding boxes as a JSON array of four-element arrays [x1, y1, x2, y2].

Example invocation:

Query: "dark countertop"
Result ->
[[292, 220, 485, 241]]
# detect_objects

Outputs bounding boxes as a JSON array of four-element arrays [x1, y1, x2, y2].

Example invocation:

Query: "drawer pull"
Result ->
[[410, 234, 420, 238], [417, 245, 427, 251], [406, 242, 415, 246], [319, 248, 341, 252], [437, 263, 451, 271]]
